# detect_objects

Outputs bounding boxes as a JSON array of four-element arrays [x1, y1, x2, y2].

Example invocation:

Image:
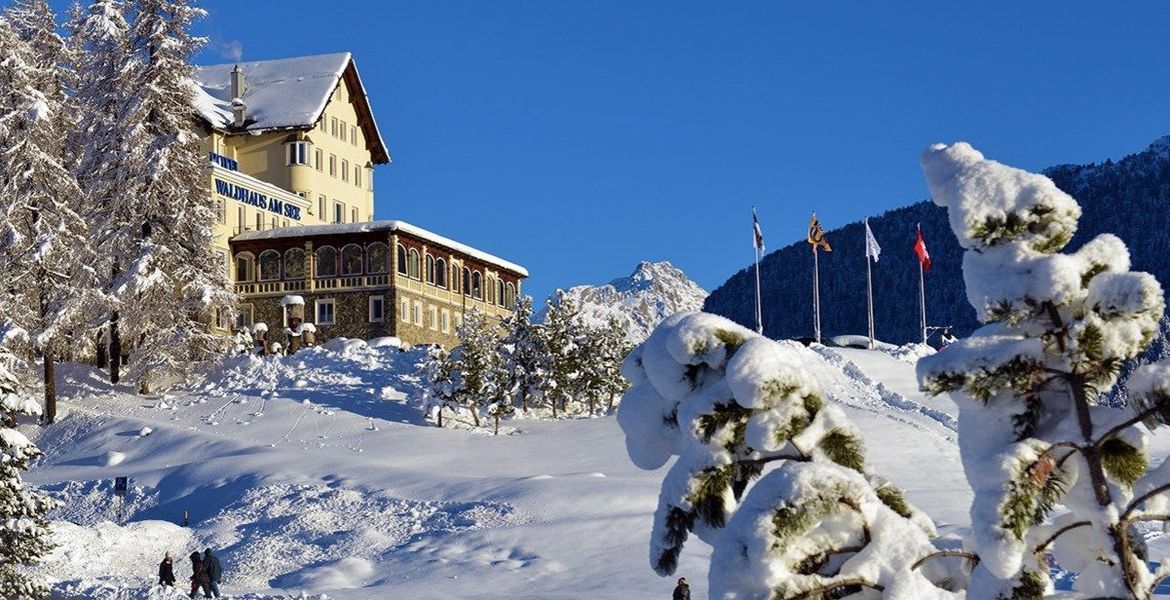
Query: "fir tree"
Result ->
[[0, 12, 98, 424], [71, 0, 132, 379], [499, 296, 549, 413], [543, 291, 587, 417], [101, 0, 233, 392], [581, 315, 631, 415], [620, 313, 950, 597], [419, 345, 457, 428], [0, 326, 58, 599], [918, 142, 1170, 598]]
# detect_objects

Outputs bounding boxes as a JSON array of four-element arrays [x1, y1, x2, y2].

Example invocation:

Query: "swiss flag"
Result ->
[[914, 224, 931, 271]]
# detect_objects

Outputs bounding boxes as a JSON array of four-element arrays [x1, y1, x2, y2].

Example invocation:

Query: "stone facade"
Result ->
[[230, 222, 525, 349]]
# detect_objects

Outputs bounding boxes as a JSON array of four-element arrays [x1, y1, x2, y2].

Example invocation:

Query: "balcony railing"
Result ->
[[235, 274, 389, 296]]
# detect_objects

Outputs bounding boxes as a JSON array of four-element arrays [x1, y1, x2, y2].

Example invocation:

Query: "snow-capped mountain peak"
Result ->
[[540, 261, 708, 343]]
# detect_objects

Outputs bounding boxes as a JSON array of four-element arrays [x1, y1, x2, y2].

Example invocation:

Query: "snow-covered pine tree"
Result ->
[[104, 0, 234, 392], [582, 315, 631, 415], [543, 291, 588, 417], [0, 324, 58, 599], [918, 142, 1169, 598], [454, 309, 502, 429], [70, 0, 132, 379], [0, 12, 98, 424], [419, 345, 458, 428], [620, 313, 954, 598], [499, 296, 549, 413]]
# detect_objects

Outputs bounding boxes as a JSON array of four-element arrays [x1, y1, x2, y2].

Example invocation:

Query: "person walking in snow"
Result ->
[[673, 576, 691, 600], [158, 551, 176, 587], [188, 551, 212, 598], [203, 547, 223, 597]]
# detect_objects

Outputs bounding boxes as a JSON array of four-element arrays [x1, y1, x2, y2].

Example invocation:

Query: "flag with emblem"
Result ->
[[807, 214, 831, 252]]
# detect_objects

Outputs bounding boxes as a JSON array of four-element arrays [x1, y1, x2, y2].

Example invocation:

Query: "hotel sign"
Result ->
[[214, 178, 302, 221]]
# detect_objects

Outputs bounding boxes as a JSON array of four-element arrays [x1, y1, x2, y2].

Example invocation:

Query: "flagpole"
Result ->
[[918, 241, 927, 345], [813, 245, 821, 344], [753, 246, 763, 335], [866, 250, 875, 349]]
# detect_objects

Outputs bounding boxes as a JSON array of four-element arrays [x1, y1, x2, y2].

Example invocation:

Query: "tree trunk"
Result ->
[[109, 311, 121, 384], [552, 394, 557, 418], [589, 396, 596, 417], [470, 404, 480, 427], [494, 413, 499, 436], [43, 352, 56, 424], [95, 328, 108, 369]]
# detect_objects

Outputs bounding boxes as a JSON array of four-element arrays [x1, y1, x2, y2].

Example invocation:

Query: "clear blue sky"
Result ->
[[61, 2, 1170, 301]]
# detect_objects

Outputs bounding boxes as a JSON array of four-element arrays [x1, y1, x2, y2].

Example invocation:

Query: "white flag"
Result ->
[[865, 218, 881, 262]]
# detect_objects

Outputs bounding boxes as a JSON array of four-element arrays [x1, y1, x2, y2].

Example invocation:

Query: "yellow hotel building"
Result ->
[[192, 53, 526, 347]]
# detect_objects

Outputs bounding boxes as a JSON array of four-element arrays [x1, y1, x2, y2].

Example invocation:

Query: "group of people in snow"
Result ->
[[158, 548, 224, 598]]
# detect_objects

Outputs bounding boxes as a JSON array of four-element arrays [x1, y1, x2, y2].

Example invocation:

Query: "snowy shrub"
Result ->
[[621, 312, 956, 599], [918, 142, 1170, 598]]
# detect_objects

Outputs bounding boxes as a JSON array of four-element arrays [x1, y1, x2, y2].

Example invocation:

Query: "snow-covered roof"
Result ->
[[193, 52, 390, 163], [233, 220, 528, 277]]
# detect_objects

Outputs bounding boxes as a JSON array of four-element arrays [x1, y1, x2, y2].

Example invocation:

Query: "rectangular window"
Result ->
[[354, 167, 361, 188], [255, 212, 263, 231], [331, 117, 338, 137], [316, 299, 336, 325], [428, 306, 437, 330], [341, 159, 349, 182], [367, 169, 374, 191], [317, 195, 326, 217], [328, 154, 336, 177], [351, 207, 358, 223], [215, 308, 231, 330], [319, 115, 327, 132], [334, 202, 344, 224], [237, 206, 245, 232], [412, 301, 422, 325], [236, 304, 254, 329], [369, 295, 385, 323], [271, 216, 278, 230], [286, 142, 308, 165], [400, 298, 410, 322], [216, 199, 226, 224], [440, 310, 450, 333], [216, 250, 228, 277], [350, 126, 358, 146], [314, 149, 323, 171], [339, 121, 347, 142]]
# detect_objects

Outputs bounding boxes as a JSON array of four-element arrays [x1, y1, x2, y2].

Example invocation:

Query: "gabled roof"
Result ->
[[193, 52, 390, 164], [232, 220, 529, 278]]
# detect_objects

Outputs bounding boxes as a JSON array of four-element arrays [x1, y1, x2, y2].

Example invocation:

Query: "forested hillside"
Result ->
[[705, 136, 1170, 344]]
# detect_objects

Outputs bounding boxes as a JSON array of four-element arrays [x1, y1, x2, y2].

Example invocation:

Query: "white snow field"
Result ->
[[17, 334, 1164, 598]]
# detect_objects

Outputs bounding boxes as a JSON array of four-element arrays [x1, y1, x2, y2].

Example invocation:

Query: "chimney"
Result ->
[[231, 65, 247, 128]]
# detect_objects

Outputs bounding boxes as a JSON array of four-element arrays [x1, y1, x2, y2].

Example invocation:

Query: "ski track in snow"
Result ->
[[811, 345, 958, 440]]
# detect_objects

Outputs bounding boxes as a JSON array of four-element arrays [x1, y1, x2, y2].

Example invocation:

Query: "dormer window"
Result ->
[[286, 140, 310, 166]]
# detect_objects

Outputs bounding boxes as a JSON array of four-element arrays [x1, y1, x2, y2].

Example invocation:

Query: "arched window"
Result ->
[[259, 250, 281, 281], [435, 258, 447, 289], [316, 245, 338, 278], [425, 255, 435, 284], [497, 279, 505, 307], [408, 248, 420, 279], [234, 253, 255, 282], [486, 276, 496, 304], [284, 248, 306, 280], [506, 283, 516, 308], [367, 242, 389, 274], [341, 244, 363, 275], [463, 267, 471, 295], [472, 271, 482, 299], [396, 244, 407, 275]]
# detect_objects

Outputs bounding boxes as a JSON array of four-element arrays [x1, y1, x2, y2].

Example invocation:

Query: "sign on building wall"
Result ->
[[214, 178, 303, 221]]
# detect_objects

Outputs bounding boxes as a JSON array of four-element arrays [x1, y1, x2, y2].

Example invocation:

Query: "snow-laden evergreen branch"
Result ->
[[918, 142, 1170, 598]]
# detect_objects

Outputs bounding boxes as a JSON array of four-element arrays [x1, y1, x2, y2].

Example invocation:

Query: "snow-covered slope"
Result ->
[[540, 261, 708, 343], [15, 334, 981, 599]]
